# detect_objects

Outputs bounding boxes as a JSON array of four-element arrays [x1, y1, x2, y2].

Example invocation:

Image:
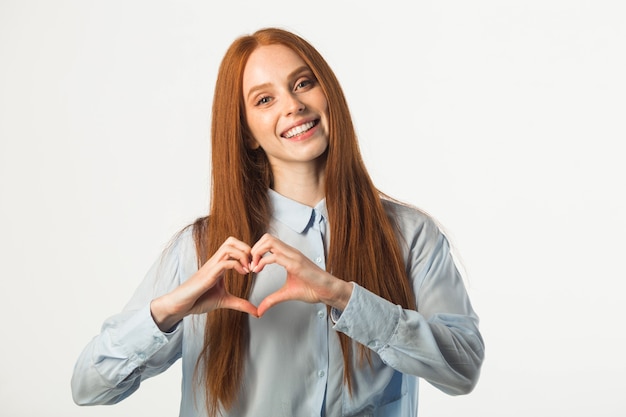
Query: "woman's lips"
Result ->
[[282, 120, 319, 139]]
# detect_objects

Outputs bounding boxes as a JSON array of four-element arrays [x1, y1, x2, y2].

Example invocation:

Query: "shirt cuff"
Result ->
[[113, 304, 178, 364], [330, 307, 342, 324], [332, 283, 402, 353]]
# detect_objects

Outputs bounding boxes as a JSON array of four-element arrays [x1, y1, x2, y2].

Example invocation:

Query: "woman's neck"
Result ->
[[270, 163, 325, 207]]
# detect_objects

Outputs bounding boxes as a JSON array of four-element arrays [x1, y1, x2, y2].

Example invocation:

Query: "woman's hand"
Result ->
[[250, 233, 353, 317], [150, 237, 258, 331]]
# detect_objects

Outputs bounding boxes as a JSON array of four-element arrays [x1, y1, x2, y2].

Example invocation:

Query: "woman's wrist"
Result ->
[[150, 296, 183, 332], [321, 277, 353, 311]]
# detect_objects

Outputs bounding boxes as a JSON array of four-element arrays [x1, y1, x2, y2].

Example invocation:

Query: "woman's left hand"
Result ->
[[250, 233, 353, 317]]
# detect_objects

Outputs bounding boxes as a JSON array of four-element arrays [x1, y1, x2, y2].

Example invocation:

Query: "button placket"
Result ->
[[310, 208, 330, 404]]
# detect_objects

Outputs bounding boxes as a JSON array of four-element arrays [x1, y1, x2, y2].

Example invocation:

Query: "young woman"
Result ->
[[72, 27, 485, 417]]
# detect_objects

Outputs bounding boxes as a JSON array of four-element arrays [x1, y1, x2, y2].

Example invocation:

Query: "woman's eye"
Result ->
[[295, 79, 314, 90], [256, 96, 272, 106]]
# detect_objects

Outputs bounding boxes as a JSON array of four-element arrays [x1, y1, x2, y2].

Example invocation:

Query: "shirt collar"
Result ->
[[269, 188, 327, 233]]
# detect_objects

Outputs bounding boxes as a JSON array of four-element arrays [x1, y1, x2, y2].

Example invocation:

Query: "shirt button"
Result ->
[[317, 310, 325, 319], [315, 256, 322, 263], [318, 370, 325, 378]]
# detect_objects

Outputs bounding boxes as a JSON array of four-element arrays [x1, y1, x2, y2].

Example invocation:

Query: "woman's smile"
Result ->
[[281, 119, 320, 140]]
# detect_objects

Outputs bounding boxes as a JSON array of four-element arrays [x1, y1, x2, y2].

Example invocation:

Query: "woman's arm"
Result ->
[[250, 211, 484, 395], [71, 229, 259, 405], [71, 305, 184, 405], [333, 218, 484, 395], [71, 230, 192, 405]]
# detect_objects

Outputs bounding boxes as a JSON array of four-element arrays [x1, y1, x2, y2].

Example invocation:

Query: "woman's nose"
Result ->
[[285, 93, 305, 115]]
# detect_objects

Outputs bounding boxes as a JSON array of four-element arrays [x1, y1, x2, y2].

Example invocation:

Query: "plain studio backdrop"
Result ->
[[1, 1, 624, 416]]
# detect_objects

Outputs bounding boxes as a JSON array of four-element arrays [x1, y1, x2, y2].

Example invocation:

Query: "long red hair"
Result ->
[[193, 27, 416, 416]]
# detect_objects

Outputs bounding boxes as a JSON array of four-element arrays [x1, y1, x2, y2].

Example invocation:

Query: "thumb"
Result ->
[[257, 287, 290, 317], [220, 293, 259, 318]]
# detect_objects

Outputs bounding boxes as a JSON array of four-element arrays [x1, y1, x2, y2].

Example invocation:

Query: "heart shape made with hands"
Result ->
[[154, 234, 349, 331], [212, 234, 346, 318]]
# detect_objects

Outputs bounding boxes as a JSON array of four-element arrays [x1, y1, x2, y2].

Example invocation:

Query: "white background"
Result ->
[[1, 1, 625, 416]]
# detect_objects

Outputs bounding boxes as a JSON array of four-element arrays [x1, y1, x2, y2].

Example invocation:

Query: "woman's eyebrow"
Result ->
[[246, 66, 312, 101], [247, 82, 272, 101]]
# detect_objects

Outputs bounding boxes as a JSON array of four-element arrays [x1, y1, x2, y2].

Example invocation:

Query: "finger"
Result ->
[[250, 235, 295, 271], [214, 245, 252, 273], [220, 239, 251, 256], [194, 259, 249, 292], [257, 287, 291, 317], [252, 246, 306, 275], [250, 233, 283, 256], [219, 294, 259, 318], [251, 252, 276, 273], [222, 235, 252, 250], [249, 236, 272, 268], [225, 259, 250, 276], [250, 232, 273, 251]]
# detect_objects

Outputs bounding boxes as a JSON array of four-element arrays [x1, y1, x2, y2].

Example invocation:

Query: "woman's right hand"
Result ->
[[150, 236, 258, 331]]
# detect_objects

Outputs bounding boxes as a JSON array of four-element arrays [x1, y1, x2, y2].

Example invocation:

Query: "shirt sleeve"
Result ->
[[332, 214, 485, 395], [71, 229, 193, 405]]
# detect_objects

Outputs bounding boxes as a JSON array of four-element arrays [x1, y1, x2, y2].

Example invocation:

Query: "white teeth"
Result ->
[[284, 121, 315, 138]]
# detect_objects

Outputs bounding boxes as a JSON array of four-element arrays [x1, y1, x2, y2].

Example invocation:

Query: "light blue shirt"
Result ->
[[72, 190, 484, 416]]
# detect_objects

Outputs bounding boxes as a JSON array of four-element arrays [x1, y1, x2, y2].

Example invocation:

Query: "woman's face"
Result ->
[[242, 44, 329, 172]]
